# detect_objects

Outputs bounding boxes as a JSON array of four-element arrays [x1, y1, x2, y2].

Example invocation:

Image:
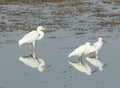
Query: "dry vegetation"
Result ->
[[102, 0, 120, 4], [0, 0, 64, 4], [100, 21, 120, 26], [93, 13, 120, 17]]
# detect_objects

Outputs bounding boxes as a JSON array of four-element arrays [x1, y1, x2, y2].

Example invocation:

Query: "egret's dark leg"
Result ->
[[32, 41, 35, 52], [78, 55, 83, 62], [96, 51, 98, 55], [29, 43, 33, 55], [95, 55, 99, 59], [32, 51, 36, 58]]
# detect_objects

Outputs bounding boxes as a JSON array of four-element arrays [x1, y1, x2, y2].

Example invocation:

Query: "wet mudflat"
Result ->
[[0, 0, 120, 88]]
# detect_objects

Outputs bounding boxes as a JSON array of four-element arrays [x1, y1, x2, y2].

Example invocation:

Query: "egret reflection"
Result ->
[[86, 55, 107, 71], [69, 60, 93, 75], [19, 53, 49, 72]]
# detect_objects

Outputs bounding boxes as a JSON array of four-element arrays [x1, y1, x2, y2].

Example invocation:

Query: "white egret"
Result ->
[[19, 54, 49, 72], [86, 37, 106, 55], [68, 42, 92, 59], [18, 26, 48, 52], [69, 60, 92, 75]]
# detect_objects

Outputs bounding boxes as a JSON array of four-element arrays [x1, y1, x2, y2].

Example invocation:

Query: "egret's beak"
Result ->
[[103, 40, 107, 44], [43, 27, 48, 31]]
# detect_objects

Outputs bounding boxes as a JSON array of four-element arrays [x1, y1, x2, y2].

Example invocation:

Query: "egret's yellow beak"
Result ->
[[43, 27, 48, 31]]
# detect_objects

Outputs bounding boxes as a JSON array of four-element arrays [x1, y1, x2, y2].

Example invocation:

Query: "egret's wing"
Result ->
[[86, 45, 96, 54], [20, 31, 39, 44], [68, 45, 85, 57]]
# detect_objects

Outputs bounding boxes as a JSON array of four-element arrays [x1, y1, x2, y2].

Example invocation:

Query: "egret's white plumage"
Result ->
[[18, 26, 47, 51], [86, 56, 104, 71], [19, 54, 48, 72], [69, 61, 92, 75], [68, 42, 92, 58], [86, 37, 105, 54]]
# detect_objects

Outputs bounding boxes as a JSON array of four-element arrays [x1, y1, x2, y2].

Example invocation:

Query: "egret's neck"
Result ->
[[37, 31, 44, 40], [99, 40, 103, 45]]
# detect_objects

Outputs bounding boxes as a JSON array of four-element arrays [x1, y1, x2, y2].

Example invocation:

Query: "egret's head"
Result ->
[[37, 26, 48, 31], [98, 37, 107, 44], [98, 37, 103, 41]]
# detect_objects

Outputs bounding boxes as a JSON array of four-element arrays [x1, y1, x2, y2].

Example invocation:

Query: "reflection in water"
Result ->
[[69, 60, 92, 75], [86, 55, 107, 71], [19, 53, 49, 72]]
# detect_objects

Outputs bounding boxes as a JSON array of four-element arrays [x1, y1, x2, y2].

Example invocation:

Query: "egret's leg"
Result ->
[[29, 43, 32, 51], [32, 41, 35, 52], [29, 43, 33, 54], [96, 51, 98, 55], [32, 51, 36, 58], [78, 56, 83, 62], [95, 55, 99, 59]]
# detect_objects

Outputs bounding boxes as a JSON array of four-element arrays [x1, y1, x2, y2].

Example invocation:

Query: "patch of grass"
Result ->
[[102, 0, 120, 4], [91, 7, 104, 12], [93, 13, 108, 17], [99, 21, 120, 26], [0, 0, 65, 4], [75, 32, 86, 35], [107, 29, 113, 32], [93, 13, 120, 17], [102, 0, 112, 4], [70, 0, 93, 6]]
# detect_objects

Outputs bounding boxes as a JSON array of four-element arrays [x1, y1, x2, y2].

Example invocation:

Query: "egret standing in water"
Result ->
[[68, 42, 92, 61], [18, 26, 48, 52], [86, 37, 106, 55], [68, 42, 91, 61]]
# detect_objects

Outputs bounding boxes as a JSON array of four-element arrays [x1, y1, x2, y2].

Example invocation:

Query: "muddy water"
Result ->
[[0, 0, 120, 88]]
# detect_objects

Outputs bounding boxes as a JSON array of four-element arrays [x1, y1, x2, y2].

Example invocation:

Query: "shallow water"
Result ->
[[0, 0, 120, 88]]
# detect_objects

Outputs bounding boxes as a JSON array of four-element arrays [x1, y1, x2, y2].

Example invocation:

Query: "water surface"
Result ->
[[0, 0, 120, 88]]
